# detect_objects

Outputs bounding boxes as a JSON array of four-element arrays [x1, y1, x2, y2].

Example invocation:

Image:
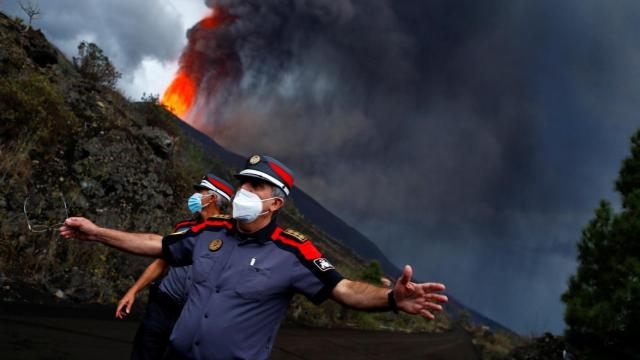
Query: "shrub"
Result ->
[[359, 259, 384, 285], [73, 41, 121, 89], [0, 73, 79, 158]]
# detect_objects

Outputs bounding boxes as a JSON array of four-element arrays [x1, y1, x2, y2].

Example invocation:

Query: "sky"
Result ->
[[3, 0, 639, 335], [1, 0, 209, 100]]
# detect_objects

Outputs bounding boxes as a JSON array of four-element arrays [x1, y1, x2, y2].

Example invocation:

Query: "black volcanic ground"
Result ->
[[0, 303, 479, 360]]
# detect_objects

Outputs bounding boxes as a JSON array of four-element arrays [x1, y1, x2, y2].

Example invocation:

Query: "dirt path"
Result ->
[[0, 304, 479, 359], [271, 327, 479, 360]]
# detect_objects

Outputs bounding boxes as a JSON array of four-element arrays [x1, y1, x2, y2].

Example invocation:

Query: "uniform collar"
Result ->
[[235, 219, 278, 245]]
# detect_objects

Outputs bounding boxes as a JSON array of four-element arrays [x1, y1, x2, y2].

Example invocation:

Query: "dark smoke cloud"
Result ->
[[68, 0, 640, 334]]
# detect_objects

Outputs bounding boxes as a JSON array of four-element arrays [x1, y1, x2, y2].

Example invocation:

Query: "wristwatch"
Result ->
[[388, 290, 399, 314]]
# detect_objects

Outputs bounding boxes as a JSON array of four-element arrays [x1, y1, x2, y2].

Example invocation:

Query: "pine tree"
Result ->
[[561, 129, 640, 358]]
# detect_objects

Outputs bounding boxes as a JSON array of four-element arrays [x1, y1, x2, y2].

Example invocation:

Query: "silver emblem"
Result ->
[[313, 258, 334, 271]]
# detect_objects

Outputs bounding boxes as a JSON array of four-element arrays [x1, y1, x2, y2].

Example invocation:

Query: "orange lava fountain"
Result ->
[[160, 71, 196, 119], [160, 8, 234, 120]]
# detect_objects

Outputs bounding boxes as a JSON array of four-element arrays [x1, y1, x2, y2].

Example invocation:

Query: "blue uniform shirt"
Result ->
[[158, 265, 191, 304], [162, 216, 343, 360], [157, 219, 201, 304]]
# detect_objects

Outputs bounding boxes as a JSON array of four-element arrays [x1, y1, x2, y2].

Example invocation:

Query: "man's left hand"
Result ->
[[393, 265, 448, 320]]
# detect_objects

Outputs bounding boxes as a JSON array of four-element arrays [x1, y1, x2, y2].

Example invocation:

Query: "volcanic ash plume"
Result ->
[[161, 0, 363, 140], [161, 5, 241, 127]]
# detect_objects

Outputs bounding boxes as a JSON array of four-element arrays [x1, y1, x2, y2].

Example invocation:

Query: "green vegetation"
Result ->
[[286, 292, 449, 333], [359, 260, 384, 286], [73, 41, 121, 90], [137, 93, 180, 135], [561, 129, 640, 358], [0, 73, 80, 159], [450, 309, 523, 359]]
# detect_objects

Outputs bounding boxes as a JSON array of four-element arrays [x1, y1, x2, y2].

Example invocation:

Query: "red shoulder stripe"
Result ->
[[173, 220, 198, 232], [190, 219, 233, 233], [274, 233, 322, 260], [271, 227, 283, 240]]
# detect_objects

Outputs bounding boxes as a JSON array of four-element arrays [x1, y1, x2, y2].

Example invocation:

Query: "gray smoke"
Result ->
[[179, 0, 640, 334]]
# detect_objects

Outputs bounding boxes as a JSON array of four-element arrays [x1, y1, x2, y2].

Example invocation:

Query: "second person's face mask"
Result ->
[[232, 188, 279, 223], [188, 192, 213, 214]]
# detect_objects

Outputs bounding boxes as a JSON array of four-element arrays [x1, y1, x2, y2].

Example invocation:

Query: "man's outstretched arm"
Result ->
[[331, 265, 448, 320], [59, 217, 163, 257]]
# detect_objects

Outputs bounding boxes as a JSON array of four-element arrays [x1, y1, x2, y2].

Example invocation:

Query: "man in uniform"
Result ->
[[72, 174, 234, 359], [60, 155, 448, 360]]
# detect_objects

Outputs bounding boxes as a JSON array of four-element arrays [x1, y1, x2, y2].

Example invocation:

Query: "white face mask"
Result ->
[[232, 188, 280, 223]]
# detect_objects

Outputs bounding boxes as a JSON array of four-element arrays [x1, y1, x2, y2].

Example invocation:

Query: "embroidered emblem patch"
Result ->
[[209, 239, 223, 252], [313, 258, 334, 271]]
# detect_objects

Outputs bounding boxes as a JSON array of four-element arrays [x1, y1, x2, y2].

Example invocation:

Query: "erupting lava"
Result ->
[[160, 71, 195, 119], [160, 8, 236, 120]]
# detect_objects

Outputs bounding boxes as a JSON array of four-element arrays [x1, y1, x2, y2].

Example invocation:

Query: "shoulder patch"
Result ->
[[207, 214, 232, 220], [313, 258, 335, 271], [282, 229, 309, 243]]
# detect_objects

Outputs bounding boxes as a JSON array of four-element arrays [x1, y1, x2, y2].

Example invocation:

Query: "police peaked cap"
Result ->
[[234, 155, 294, 196], [194, 173, 235, 201]]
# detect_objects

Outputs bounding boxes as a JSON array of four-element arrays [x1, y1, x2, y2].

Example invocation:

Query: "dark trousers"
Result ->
[[131, 285, 183, 360], [162, 346, 189, 360]]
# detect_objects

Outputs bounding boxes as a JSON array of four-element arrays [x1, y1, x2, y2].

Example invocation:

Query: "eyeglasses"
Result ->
[[23, 194, 69, 232]]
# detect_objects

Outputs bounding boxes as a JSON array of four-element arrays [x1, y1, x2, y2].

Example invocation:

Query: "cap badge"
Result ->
[[209, 239, 223, 252], [249, 155, 261, 165]]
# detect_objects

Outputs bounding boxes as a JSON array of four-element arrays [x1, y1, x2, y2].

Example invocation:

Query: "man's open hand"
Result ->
[[59, 217, 100, 241], [393, 265, 448, 320]]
